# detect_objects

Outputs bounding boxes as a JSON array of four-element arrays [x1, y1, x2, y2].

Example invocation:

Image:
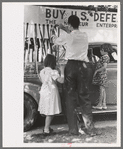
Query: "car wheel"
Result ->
[[24, 93, 38, 132]]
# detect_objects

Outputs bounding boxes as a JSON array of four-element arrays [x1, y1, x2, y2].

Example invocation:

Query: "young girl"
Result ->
[[38, 54, 64, 136], [92, 44, 112, 110]]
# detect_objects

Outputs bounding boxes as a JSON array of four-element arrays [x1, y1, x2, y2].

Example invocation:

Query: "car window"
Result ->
[[88, 45, 117, 63]]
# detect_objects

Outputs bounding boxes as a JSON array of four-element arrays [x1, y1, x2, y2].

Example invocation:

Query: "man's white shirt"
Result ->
[[54, 30, 89, 62]]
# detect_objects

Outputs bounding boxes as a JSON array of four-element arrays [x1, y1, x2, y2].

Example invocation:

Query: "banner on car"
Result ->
[[24, 5, 118, 30]]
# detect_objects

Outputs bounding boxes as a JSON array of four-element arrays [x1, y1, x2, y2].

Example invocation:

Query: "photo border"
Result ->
[[1, 0, 122, 148]]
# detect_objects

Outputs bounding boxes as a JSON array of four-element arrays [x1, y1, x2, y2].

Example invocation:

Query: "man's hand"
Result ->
[[58, 23, 65, 29], [56, 23, 71, 33]]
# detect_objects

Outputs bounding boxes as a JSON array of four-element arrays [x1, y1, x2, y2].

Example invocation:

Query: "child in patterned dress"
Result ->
[[38, 54, 64, 136], [92, 44, 112, 110]]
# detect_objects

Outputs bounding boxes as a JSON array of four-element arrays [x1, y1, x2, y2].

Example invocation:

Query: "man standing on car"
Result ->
[[52, 15, 101, 136]]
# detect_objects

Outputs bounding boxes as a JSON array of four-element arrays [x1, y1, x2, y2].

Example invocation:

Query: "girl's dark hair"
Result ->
[[101, 43, 113, 53], [68, 15, 80, 29], [44, 54, 56, 69]]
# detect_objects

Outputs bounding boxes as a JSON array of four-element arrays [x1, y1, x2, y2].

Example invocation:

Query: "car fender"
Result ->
[[24, 82, 41, 104]]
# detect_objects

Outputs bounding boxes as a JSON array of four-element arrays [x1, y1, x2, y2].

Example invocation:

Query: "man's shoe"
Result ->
[[87, 128, 102, 137], [68, 132, 79, 136], [81, 128, 102, 137]]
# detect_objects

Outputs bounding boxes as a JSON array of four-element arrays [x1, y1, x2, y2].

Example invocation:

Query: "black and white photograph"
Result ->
[[2, 2, 121, 147]]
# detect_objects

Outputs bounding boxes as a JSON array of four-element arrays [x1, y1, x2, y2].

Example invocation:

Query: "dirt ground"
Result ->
[[24, 120, 117, 144]]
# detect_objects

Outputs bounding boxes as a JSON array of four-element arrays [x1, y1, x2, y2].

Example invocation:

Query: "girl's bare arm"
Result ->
[[56, 65, 65, 83], [95, 63, 107, 74], [93, 63, 107, 77]]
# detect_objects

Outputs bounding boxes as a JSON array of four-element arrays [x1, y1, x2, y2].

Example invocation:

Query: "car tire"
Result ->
[[24, 93, 38, 132]]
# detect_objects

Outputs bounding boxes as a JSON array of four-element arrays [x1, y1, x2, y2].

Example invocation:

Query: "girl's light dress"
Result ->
[[38, 67, 62, 115]]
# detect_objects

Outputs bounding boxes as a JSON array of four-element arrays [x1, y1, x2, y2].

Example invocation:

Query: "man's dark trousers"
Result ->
[[64, 60, 94, 134]]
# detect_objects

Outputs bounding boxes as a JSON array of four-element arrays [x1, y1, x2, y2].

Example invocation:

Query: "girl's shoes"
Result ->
[[102, 102, 107, 110], [102, 106, 107, 110], [43, 127, 54, 136], [49, 127, 54, 133], [92, 105, 107, 110], [92, 106, 102, 110], [43, 131, 51, 136]]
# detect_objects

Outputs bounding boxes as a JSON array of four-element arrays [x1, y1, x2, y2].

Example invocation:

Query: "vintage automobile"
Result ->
[[24, 42, 117, 132]]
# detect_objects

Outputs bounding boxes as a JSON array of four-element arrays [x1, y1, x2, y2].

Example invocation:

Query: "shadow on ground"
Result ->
[[24, 126, 117, 143]]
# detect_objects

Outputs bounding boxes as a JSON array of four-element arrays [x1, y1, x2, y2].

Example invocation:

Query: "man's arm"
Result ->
[[57, 23, 71, 33], [51, 23, 71, 46]]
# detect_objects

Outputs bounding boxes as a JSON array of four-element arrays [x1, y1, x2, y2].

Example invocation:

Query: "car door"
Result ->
[[88, 44, 117, 106]]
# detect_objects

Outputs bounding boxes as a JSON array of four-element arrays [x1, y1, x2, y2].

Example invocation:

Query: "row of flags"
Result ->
[[24, 23, 61, 63]]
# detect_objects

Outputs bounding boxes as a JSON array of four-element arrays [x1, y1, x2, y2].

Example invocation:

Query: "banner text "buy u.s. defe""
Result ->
[[45, 8, 117, 28]]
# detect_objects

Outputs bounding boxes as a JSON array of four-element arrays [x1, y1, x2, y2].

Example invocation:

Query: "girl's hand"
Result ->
[[93, 71, 97, 77], [59, 65, 65, 73], [56, 66, 61, 74], [57, 65, 65, 83]]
